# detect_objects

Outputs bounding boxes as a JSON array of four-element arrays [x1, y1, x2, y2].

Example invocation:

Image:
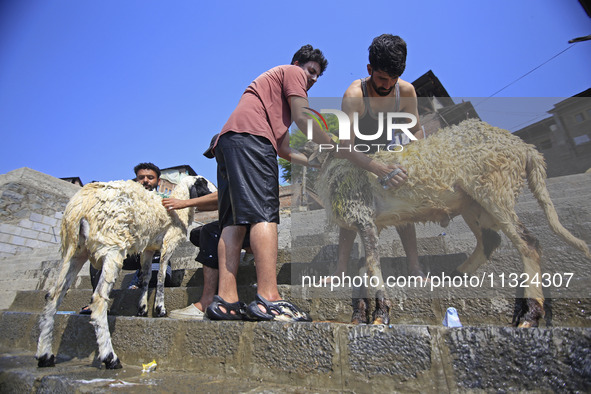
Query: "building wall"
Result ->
[[515, 93, 591, 177], [0, 168, 81, 258]]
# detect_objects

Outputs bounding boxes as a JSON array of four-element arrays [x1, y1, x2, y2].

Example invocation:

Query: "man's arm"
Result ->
[[162, 191, 219, 211], [277, 136, 318, 167], [290, 95, 335, 146], [279, 95, 335, 167], [338, 82, 408, 188], [289, 91, 407, 188]]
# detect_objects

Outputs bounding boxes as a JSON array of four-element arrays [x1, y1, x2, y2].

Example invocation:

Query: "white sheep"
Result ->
[[317, 119, 590, 327], [36, 175, 211, 369]]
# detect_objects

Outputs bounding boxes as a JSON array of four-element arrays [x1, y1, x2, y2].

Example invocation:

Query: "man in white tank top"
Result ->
[[328, 34, 427, 283]]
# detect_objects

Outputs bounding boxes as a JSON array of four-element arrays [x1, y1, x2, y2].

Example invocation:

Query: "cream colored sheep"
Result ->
[[36, 175, 211, 369], [317, 119, 590, 327]]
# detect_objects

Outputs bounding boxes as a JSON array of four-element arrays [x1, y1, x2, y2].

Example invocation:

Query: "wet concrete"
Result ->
[[1, 310, 590, 392], [2, 172, 591, 392], [0, 349, 346, 393]]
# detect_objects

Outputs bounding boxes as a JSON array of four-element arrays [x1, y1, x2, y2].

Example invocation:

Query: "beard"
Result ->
[[369, 76, 394, 96]]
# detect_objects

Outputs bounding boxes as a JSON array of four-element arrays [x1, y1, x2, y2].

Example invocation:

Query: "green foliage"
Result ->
[[278, 129, 308, 183], [278, 114, 339, 185]]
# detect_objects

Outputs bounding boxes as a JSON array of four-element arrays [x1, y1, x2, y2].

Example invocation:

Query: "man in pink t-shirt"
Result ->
[[206, 45, 331, 321]]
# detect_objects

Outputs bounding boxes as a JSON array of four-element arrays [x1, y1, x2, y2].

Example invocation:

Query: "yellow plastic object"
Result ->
[[142, 360, 157, 373]]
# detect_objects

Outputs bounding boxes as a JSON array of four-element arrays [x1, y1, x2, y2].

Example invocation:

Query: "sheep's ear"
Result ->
[[189, 184, 198, 199]]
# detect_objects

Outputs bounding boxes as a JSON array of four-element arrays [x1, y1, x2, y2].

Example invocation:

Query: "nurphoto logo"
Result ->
[[305, 108, 418, 153]]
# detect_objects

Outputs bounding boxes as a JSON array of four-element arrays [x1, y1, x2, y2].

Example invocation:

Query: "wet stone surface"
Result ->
[[252, 322, 335, 374], [347, 325, 431, 377], [0, 350, 347, 393], [445, 326, 591, 392]]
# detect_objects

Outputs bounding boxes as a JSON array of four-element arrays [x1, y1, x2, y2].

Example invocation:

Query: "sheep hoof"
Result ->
[[137, 306, 148, 317], [103, 353, 122, 369], [351, 298, 369, 324], [513, 298, 544, 327], [371, 294, 390, 325], [154, 306, 166, 318], [37, 354, 55, 368]]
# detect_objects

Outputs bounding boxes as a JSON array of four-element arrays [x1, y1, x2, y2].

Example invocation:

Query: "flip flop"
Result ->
[[205, 295, 247, 320], [246, 294, 312, 322]]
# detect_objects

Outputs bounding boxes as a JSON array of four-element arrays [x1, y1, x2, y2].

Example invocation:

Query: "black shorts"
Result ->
[[215, 132, 280, 229], [189, 221, 250, 269]]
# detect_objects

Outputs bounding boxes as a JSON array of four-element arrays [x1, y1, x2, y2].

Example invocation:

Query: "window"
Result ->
[[573, 134, 590, 146], [574, 113, 584, 123]]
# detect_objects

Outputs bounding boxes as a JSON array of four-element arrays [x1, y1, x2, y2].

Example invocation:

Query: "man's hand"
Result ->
[[374, 163, 408, 189], [162, 198, 187, 211]]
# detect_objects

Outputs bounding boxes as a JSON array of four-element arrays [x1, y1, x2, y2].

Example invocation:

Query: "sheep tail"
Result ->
[[525, 148, 591, 259], [59, 208, 88, 265]]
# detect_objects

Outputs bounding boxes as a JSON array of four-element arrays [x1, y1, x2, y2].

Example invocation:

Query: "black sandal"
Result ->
[[205, 295, 247, 320], [246, 294, 312, 322]]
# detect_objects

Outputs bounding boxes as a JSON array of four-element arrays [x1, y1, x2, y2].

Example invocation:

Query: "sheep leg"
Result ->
[[456, 201, 501, 274], [351, 297, 370, 324], [503, 222, 544, 327], [154, 250, 173, 317], [498, 220, 544, 327], [37, 251, 88, 367], [137, 250, 155, 317], [474, 195, 545, 327], [357, 222, 390, 325], [91, 249, 124, 369]]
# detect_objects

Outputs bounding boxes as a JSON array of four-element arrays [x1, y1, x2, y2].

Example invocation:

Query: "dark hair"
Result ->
[[134, 162, 161, 178], [291, 44, 328, 76], [368, 34, 407, 77]]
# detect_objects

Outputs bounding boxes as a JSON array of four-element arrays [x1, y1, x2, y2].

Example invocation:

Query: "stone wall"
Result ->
[[0, 168, 295, 259], [0, 168, 80, 258]]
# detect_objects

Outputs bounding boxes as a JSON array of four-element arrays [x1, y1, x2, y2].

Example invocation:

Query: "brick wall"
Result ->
[[0, 168, 80, 258]]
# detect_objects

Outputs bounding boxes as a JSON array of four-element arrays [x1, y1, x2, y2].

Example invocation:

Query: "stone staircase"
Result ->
[[1, 173, 591, 392]]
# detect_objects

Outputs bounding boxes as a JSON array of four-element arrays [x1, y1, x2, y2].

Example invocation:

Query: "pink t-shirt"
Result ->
[[218, 65, 308, 152]]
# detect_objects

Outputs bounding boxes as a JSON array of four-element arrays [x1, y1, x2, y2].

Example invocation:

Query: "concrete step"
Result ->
[[0, 291, 18, 311], [0, 311, 589, 392], [0, 245, 61, 264], [2, 173, 586, 299], [0, 348, 330, 394], [7, 284, 591, 328], [0, 247, 289, 292], [517, 172, 591, 202]]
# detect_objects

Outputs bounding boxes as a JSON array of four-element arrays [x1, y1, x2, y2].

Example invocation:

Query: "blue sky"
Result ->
[[1, 0, 590, 185]]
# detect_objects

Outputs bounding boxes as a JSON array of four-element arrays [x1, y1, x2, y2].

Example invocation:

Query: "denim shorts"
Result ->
[[215, 132, 280, 229]]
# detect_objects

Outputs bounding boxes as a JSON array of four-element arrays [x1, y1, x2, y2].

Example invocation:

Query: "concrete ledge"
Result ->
[[0, 311, 589, 392], [8, 287, 591, 327], [0, 349, 314, 393]]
